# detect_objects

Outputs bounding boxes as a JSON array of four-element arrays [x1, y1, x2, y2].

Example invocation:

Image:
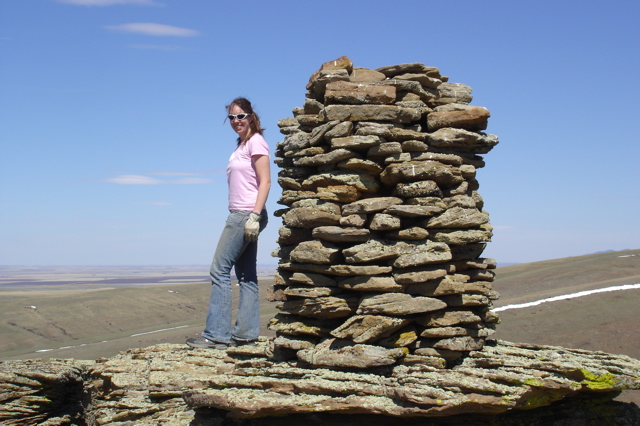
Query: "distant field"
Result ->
[[1, 250, 639, 403], [0, 265, 277, 360], [0, 265, 276, 290]]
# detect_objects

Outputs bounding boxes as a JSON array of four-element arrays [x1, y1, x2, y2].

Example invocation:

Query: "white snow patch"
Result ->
[[130, 324, 189, 337], [494, 283, 640, 312]]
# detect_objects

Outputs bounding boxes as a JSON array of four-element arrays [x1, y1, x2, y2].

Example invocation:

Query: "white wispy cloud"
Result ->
[[107, 175, 162, 185], [56, 0, 161, 6], [105, 23, 200, 37], [105, 174, 213, 185]]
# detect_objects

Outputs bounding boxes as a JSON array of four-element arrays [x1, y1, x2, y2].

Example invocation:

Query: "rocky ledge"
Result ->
[[1, 339, 640, 425]]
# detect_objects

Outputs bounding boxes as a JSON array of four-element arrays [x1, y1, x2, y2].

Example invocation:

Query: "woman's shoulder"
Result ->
[[247, 133, 269, 153], [248, 133, 267, 144]]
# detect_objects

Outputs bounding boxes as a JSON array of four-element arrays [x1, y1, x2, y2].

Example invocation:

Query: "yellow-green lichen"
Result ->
[[580, 369, 618, 390], [523, 378, 542, 387]]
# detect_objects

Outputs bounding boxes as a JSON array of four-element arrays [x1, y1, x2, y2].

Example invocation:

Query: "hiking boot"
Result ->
[[231, 339, 257, 347], [186, 336, 228, 350]]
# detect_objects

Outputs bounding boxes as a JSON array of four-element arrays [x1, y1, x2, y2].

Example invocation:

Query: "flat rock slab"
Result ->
[[179, 339, 640, 419], [0, 359, 91, 425], [2, 339, 640, 424]]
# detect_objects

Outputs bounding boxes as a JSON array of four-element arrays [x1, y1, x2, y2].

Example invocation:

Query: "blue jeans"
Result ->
[[203, 210, 268, 344]]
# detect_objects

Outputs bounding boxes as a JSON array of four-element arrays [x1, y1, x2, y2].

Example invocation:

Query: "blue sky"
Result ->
[[1, 0, 638, 266]]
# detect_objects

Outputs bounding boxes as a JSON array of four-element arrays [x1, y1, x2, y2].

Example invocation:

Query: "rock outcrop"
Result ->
[[1, 340, 639, 424], [270, 57, 498, 367], [2, 58, 639, 425]]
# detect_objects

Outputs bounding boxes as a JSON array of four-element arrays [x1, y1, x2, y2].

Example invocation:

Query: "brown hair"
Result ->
[[226, 97, 264, 144]]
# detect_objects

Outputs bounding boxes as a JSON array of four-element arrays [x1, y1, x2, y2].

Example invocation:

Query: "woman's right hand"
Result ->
[[244, 212, 262, 242]]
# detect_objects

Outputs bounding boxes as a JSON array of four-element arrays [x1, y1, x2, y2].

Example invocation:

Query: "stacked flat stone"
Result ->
[[268, 56, 500, 369]]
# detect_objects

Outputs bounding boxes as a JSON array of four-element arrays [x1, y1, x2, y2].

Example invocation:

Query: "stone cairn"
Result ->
[[268, 56, 501, 369]]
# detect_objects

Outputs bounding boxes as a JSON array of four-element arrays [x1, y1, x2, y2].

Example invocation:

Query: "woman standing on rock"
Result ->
[[187, 97, 270, 350]]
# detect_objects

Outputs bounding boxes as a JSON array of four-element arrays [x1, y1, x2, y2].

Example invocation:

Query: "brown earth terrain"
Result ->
[[1, 249, 639, 405], [491, 249, 640, 405], [0, 266, 275, 361]]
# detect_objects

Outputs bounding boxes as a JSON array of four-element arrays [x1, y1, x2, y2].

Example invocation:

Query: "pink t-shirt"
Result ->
[[227, 133, 269, 210]]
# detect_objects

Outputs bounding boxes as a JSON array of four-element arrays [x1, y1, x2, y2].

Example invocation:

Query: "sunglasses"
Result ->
[[228, 113, 250, 121]]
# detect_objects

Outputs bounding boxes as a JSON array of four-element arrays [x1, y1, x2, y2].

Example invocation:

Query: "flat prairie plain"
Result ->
[[0, 265, 277, 360], [1, 250, 639, 404]]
